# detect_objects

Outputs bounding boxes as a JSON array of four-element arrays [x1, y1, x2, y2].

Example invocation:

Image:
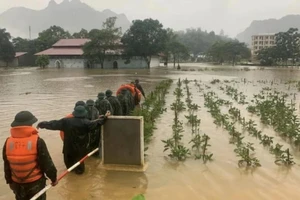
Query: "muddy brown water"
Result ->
[[1, 65, 300, 200]]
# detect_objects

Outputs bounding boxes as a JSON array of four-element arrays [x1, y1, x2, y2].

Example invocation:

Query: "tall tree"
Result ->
[[121, 18, 168, 68], [83, 17, 121, 68], [12, 37, 37, 54], [36, 25, 71, 51], [163, 28, 177, 66], [275, 28, 300, 65], [207, 40, 250, 66], [73, 28, 89, 39], [169, 41, 189, 67], [0, 29, 15, 66]]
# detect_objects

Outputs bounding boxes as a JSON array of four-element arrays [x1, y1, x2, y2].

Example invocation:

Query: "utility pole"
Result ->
[[29, 26, 31, 40]]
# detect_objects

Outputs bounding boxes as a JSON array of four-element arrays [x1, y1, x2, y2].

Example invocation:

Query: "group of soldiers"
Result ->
[[2, 80, 145, 200]]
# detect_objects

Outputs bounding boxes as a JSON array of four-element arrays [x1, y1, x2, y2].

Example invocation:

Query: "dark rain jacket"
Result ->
[[37, 117, 106, 155], [95, 99, 113, 116], [107, 96, 123, 116], [3, 137, 57, 184], [135, 83, 146, 98], [86, 106, 99, 120], [117, 89, 135, 116]]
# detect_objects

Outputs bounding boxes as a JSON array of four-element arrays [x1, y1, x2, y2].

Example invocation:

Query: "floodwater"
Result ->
[[1, 65, 300, 200]]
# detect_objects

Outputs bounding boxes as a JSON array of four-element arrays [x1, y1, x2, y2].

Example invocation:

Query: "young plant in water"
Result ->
[[260, 135, 274, 147], [269, 143, 284, 157], [234, 143, 261, 168], [275, 148, 295, 166], [162, 79, 190, 161]]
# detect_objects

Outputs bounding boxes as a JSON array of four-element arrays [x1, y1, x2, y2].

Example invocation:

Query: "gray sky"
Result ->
[[0, 0, 300, 37]]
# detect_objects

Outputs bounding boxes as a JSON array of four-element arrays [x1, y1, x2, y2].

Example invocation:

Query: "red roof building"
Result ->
[[35, 39, 90, 56]]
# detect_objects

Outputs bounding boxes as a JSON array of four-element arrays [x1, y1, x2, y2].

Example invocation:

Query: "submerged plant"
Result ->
[[275, 148, 295, 166], [260, 135, 274, 146], [234, 143, 261, 168]]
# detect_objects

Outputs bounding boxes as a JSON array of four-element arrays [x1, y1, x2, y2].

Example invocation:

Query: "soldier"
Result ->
[[3, 111, 57, 200], [86, 99, 99, 120], [95, 92, 113, 115], [135, 79, 146, 98], [60, 101, 86, 141], [37, 106, 110, 174], [105, 90, 122, 116], [117, 89, 135, 116], [85, 99, 100, 156]]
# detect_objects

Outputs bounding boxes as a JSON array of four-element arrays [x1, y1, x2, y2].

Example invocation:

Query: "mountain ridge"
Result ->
[[0, 0, 131, 38], [236, 14, 300, 44]]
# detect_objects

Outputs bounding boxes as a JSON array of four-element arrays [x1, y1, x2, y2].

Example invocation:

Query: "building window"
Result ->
[[259, 36, 263, 39], [255, 36, 258, 40], [255, 47, 258, 50], [265, 41, 269, 45], [254, 41, 258, 44], [259, 41, 263, 44], [270, 36, 274, 40]]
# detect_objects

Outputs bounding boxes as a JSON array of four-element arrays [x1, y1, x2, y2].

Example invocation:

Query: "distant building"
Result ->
[[251, 33, 276, 56], [35, 39, 160, 69], [0, 52, 35, 67]]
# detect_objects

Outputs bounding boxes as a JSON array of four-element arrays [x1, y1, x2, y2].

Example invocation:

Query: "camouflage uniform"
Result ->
[[105, 90, 123, 116], [95, 93, 113, 115], [117, 89, 135, 116], [85, 100, 100, 156]]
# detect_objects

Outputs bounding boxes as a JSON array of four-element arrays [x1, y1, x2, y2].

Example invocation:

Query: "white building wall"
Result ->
[[49, 58, 85, 68], [47, 56, 160, 69]]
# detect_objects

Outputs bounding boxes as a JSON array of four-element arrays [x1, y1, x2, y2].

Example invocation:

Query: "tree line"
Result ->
[[257, 28, 300, 66], [0, 17, 250, 68]]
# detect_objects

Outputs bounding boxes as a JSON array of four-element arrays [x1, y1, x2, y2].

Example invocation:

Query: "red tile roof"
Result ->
[[15, 52, 27, 57], [52, 39, 90, 47], [35, 48, 84, 56]]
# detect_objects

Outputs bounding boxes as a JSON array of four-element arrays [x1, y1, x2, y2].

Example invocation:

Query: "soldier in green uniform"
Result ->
[[95, 92, 113, 116], [85, 99, 100, 156], [117, 89, 135, 116], [105, 90, 122, 116], [3, 111, 57, 200]]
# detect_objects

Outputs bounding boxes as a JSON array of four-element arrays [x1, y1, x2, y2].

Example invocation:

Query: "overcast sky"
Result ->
[[0, 0, 300, 37]]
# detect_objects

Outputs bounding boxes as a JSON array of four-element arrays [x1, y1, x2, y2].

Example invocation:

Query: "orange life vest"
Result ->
[[116, 84, 142, 102], [6, 126, 43, 184], [59, 113, 74, 141]]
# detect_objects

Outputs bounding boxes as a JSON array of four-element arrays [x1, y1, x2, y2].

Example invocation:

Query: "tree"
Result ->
[[36, 26, 71, 51], [176, 28, 228, 58], [12, 37, 37, 54], [257, 46, 278, 66], [0, 29, 15, 66], [121, 18, 168, 68], [275, 28, 300, 65], [83, 17, 122, 68], [163, 28, 177, 66], [207, 40, 251, 65], [73, 28, 89, 39], [36, 55, 49, 69], [169, 41, 189, 67]]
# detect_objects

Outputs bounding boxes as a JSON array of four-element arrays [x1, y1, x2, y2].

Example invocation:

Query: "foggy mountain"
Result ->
[[236, 15, 300, 44], [0, 0, 131, 38]]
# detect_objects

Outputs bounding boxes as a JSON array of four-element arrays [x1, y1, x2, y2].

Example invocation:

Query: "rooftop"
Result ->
[[35, 48, 83, 56], [252, 33, 276, 36], [15, 52, 27, 58], [52, 39, 91, 47]]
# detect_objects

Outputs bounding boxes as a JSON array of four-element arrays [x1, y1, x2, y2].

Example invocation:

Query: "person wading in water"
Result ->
[[37, 106, 110, 174], [2, 111, 58, 200], [135, 79, 146, 98]]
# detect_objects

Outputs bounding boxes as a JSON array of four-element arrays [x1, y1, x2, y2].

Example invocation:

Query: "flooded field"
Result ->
[[1, 65, 300, 200]]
